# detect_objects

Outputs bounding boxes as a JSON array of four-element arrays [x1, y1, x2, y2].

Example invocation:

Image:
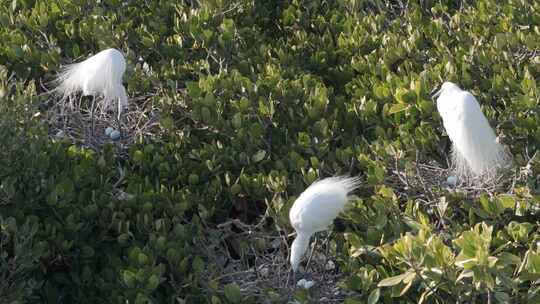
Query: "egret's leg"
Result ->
[[60, 97, 67, 130], [116, 100, 123, 139], [90, 96, 96, 136], [285, 266, 295, 288], [323, 231, 332, 257], [64, 95, 77, 129], [322, 231, 333, 280], [305, 235, 318, 273]]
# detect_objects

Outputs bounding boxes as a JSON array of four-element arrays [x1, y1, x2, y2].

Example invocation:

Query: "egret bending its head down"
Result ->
[[289, 176, 361, 273], [433, 82, 510, 182], [54, 48, 128, 117]]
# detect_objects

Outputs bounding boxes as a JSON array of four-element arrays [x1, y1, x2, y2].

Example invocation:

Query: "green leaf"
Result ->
[[402, 270, 416, 284], [72, 44, 80, 57], [192, 256, 204, 274], [378, 271, 409, 287], [81, 246, 95, 258], [497, 195, 516, 209], [388, 103, 409, 115], [186, 81, 202, 98], [367, 288, 380, 304], [520, 272, 540, 281], [147, 274, 159, 290], [224, 283, 242, 303], [526, 252, 540, 273], [378, 185, 395, 199], [251, 150, 266, 163], [400, 279, 414, 296], [138, 253, 149, 265], [494, 292, 510, 303], [497, 252, 520, 265], [133, 150, 144, 164], [122, 270, 136, 288]]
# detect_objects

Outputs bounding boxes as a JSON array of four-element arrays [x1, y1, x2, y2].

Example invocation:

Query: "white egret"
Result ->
[[433, 82, 510, 182], [289, 176, 361, 274], [54, 48, 128, 132]]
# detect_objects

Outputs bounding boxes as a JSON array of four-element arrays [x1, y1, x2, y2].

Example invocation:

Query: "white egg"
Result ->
[[110, 130, 121, 140], [446, 175, 458, 186], [55, 130, 65, 138], [105, 127, 114, 136], [304, 280, 315, 289], [297, 279, 315, 289], [325, 260, 336, 271]]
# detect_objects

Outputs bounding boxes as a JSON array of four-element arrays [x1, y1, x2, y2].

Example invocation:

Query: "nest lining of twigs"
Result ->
[[44, 94, 160, 150], [387, 153, 517, 206], [198, 218, 357, 303]]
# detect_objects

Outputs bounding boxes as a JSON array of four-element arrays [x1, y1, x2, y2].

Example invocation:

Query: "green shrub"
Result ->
[[2, 0, 540, 303]]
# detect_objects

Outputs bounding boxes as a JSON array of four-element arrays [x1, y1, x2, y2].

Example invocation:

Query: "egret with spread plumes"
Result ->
[[289, 176, 361, 274], [53, 48, 128, 130], [433, 82, 510, 182]]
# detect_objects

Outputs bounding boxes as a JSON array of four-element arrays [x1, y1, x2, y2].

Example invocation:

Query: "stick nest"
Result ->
[[197, 218, 357, 303], [387, 151, 522, 206], [44, 94, 160, 150]]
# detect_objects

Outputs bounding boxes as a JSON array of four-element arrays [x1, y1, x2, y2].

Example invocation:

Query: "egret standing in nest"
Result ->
[[54, 48, 128, 134], [433, 82, 511, 183], [289, 176, 360, 278]]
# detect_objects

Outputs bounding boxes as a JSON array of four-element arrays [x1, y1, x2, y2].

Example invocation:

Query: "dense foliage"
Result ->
[[1, 0, 540, 303]]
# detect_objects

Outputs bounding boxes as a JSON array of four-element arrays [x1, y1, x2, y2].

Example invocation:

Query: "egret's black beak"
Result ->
[[431, 88, 442, 102]]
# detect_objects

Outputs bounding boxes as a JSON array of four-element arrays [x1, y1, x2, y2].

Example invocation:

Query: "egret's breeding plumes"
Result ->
[[289, 176, 361, 273], [54, 48, 128, 117], [433, 82, 511, 183]]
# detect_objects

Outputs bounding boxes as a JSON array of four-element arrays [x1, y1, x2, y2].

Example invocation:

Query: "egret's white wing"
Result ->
[[54, 48, 128, 111], [439, 90, 506, 176], [288, 176, 360, 272], [290, 177, 359, 233], [289, 189, 347, 233], [436, 91, 472, 142]]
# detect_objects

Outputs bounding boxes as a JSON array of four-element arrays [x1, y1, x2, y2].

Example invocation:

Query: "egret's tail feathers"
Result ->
[[312, 175, 362, 194], [101, 51, 128, 111], [452, 140, 511, 183], [101, 85, 128, 112], [53, 62, 84, 101], [52, 48, 128, 112]]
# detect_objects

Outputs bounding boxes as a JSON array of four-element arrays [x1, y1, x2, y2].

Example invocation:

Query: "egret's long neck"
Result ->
[[290, 232, 311, 272]]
